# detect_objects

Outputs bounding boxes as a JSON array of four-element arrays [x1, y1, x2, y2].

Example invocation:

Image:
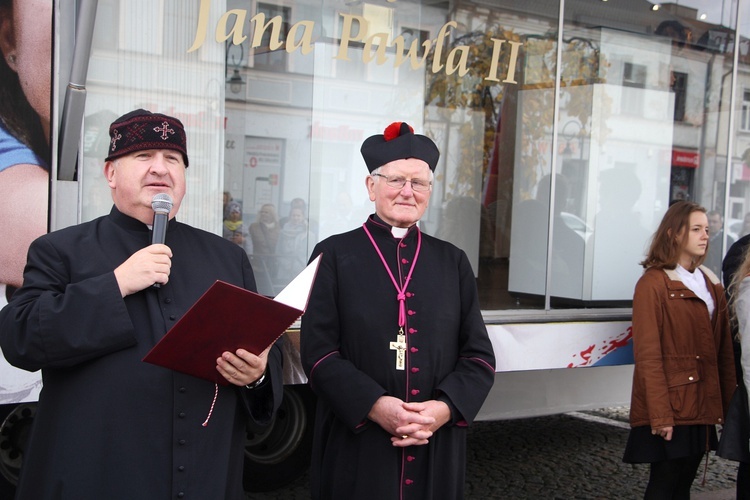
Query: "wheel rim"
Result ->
[[0, 403, 36, 485], [244, 387, 308, 465]]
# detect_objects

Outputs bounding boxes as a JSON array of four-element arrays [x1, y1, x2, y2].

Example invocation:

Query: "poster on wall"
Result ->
[[0, 2, 51, 403], [242, 136, 284, 216]]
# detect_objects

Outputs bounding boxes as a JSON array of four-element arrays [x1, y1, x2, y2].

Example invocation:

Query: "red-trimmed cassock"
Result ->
[[301, 214, 496, 500]]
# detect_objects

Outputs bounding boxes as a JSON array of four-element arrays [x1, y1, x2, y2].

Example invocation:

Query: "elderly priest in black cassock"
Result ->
[[0, 109, 283, 499], [301, 122, 496, 500]]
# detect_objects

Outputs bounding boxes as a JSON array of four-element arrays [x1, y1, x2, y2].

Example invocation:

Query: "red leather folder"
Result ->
[[143, 255, 321, 384]]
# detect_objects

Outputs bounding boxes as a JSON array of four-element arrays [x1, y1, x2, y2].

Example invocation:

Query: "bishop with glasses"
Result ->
[[301, 121, 496, 500]]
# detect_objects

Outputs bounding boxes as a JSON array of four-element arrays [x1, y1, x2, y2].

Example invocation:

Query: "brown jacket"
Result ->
[[629, 266, 736, 429]]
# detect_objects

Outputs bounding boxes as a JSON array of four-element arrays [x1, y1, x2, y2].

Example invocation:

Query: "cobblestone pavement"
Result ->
[[247, 407, 740, 499]]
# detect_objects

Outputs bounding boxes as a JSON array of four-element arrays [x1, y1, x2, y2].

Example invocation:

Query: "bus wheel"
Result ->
[[0, 403, 36, 487], [243, 384, 315, 492]]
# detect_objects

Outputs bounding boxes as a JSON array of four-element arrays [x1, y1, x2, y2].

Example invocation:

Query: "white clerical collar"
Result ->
[[391, 226, 409, 238]]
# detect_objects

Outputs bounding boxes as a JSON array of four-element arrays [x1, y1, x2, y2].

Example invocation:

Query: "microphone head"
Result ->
[[151, 193, 173, 214]]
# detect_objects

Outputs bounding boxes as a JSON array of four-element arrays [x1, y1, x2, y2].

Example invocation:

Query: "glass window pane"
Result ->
[[727, 0, 750, 285], [82, 0, 225, 233], [548, 0, 740, 301], [77, 0, 747, 314]]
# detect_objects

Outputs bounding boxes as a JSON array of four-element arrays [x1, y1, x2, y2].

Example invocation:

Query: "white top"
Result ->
[[676, 264, 715, 319], [735, 278, 750, 404]]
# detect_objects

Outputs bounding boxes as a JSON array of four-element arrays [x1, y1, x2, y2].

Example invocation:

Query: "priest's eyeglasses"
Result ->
[[371, 173, 432, 192]]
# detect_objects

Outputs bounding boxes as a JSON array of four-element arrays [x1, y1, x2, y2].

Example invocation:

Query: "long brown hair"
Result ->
[[640, 200, 707, 271]]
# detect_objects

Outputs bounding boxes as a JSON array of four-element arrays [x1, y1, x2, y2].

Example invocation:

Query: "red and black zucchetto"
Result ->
[[105, 109, 189, 166], [360, 122, 439, 172]]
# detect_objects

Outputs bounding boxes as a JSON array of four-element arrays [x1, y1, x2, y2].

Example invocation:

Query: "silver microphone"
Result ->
[[151, 194, 173, 288], [151, 193, 173, 245]]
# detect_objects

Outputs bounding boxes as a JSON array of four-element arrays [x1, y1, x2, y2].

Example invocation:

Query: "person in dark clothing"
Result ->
[[721, 233, 750, 499], [0, 109, 283, 499], [723, 234, 750, 286], [301, 122, 496, 500], [704, 210, 735, 279]]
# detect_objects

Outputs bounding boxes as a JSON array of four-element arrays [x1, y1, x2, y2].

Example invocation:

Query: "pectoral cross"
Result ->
[[389, 328, 407, 370]]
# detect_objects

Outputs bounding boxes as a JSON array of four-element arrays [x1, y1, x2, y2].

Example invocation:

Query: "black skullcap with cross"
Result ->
[[360, 122, 439, 172], [105, 109, 189, 167]]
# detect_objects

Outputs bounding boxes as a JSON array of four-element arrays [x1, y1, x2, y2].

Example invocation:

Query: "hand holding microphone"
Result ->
[[113, 194, 174, 296]]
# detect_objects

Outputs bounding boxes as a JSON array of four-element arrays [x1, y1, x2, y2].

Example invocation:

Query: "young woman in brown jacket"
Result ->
[[623, 201, 736, 498]]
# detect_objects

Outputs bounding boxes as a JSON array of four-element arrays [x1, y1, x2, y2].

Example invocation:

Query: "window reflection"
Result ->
[[187, 0, 748, 311]]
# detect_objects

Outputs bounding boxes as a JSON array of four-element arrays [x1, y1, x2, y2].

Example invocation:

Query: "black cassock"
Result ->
[[301, 215, 496, 500], [0, 206, 283, 499]]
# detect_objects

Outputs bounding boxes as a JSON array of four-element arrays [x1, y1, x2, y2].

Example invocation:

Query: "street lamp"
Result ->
[[225, 41, 246, 97], [227, 69, 244, 94], [560, 119, 584, 160]]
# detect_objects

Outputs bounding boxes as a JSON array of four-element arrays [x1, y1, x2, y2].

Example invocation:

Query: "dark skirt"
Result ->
[[717, 385, 750, 463], [622, 424, 718, 464]]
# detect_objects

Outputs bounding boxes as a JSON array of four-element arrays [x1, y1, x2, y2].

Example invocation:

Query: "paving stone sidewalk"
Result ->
[[247, 407, 742, 499]]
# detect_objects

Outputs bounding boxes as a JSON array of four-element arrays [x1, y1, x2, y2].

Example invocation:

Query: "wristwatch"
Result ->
[[245, 372, 266, 390]]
